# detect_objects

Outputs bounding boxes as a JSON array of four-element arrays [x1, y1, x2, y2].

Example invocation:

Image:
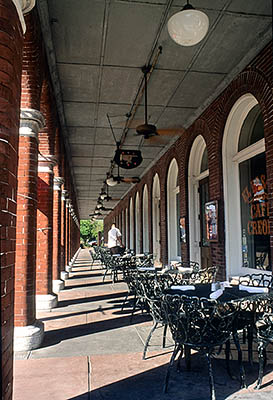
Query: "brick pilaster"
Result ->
[[0, 1, 25, 398], [36, 156, 57, 310], [14, 109, 45, 349], [52, 176, 64, 292]]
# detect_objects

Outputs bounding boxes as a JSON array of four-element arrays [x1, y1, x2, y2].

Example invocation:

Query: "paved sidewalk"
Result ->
[[13, 249, 273, 399]]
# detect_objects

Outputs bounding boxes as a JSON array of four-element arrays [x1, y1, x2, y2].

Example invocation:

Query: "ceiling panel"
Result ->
[[64, 102, 96, 127], [169, 72, 224, 108], [72, 157, 92, 167], [68, 127, 96, 145], [58, 64, 99, 102], [192, 14, 272, 73], [104, 2, 163, 66], [100, 67, 142, 104], [157, 106, 196, 128], [227, 0, 272, 14], [48, 0, 104, 64]]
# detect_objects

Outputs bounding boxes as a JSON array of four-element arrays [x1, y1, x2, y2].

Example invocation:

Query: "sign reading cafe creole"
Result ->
[[241, 174, 269, 236]]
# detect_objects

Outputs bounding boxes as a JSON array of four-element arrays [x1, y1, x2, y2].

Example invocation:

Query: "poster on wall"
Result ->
[[204, 201, 218, 242], [179, 217, 186, 243]]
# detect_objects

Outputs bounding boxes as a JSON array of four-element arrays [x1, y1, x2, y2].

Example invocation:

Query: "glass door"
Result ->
[[199, 178, 212, 268]]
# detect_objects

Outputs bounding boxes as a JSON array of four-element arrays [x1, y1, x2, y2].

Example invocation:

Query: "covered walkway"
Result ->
[[13, 249, 273, 400]]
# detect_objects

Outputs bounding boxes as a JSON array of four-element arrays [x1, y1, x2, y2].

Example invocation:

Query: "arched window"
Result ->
[[223, 94, 269, 277], [123, 208, 126, 248], [167, 159, 180, 262], [152, 174, 161, 264], [129, 198, 134, 249], [188, 135, 209, 266], [135, 192, 140, 253], [142, 185, 149, 253], [125, 207, 129, 248]]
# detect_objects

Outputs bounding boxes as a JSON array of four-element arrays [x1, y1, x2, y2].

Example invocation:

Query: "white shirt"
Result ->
[[108, 227, 122, 248]]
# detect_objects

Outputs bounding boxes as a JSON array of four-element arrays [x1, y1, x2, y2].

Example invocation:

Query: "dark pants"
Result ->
[[110, 246, 124, 255]]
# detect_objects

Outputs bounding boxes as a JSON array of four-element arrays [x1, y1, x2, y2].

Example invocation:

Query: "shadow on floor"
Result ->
[[67, 355, 272, 400], [67, 273, 103, 279], [40, 313, 151, 348], [57, 291, 128, 307]]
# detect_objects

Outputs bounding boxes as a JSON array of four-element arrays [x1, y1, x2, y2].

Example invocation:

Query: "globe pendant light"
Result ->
[[106, 175, 117, 187], [168, 1, 209, 46]]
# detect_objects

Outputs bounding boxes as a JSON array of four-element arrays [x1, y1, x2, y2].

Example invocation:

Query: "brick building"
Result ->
[[0, 1, 272, 399]]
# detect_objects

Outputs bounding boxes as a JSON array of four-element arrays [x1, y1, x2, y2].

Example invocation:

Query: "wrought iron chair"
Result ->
[[239, 273, 273, 288], [172, 265, 218, 286], [138, 272, 168, 359], [89, 246, 102, 269], [162, 294, 243, 400], [236, 273, 273, 365], [255, 312, 273, 389]]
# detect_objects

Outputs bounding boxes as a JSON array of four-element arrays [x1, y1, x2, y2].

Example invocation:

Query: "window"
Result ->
[[167, 159, 180, 262], [222, 94, 269, 277], [238, 109, 270, 270], [143, 185, 149, 253]]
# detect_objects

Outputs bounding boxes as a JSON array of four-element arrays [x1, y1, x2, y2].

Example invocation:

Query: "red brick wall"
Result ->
[[20, 10, 44, 110], [36, 172, 54, 294], [52, 181, 62, 280], [15, 134, 38, 326], [105, 42, 273, 276], [0, 1, 23, 399], [15, 9, 45, 328]]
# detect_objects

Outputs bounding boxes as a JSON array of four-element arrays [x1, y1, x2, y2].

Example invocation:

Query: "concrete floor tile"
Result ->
[[13, 356, 89, 400], [13, 250, 273, 400]]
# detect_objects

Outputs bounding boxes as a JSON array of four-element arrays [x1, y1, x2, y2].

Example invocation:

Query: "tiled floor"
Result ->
[[13, 249, 273, 399]]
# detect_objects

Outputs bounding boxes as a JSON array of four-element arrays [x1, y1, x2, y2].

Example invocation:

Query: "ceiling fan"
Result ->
[[99, 185, 120, 202], [106, 169, 140, 187], [135, 65, 185, 141]]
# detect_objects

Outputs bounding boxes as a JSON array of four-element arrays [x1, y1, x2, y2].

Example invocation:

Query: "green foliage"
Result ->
[[80, 220, 103, 244]]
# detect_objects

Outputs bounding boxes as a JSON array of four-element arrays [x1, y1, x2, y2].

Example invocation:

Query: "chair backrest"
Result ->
[[239, 273, 273, 288], [162, 294, 238, 350], [138, 272, 166, 322], [172, 266, 218, 286], [256, 312, 273, 341]]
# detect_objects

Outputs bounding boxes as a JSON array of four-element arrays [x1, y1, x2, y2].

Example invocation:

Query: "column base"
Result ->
[[52, 279, 65, 293], [36, 294, 57, 311], [14, 320, 44, 351], [65, 265, 72, 272], [60, 271, 69, 280]]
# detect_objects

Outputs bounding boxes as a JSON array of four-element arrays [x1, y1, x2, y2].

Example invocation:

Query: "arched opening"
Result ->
[[152, 174, 161, 264], [142, 185, 149, 253], [188, 135, 209, 266], [167, 159, 180, 263], [223, 93, 269, 277], [135, 192, 140, 253], [129, 198, 134, 250]]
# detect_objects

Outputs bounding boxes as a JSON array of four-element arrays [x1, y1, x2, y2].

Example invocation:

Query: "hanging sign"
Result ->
[[114, 149, 143, 169]]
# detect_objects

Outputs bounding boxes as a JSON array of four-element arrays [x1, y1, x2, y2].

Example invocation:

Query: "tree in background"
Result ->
[[80, 220, 103, 245]]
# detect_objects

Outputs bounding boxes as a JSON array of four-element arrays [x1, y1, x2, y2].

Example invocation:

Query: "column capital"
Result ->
[[20, 109, 45, 140], [53, 177, 65, 191], [61, 189, 68, 201], [12, 1, 36, 33], [66, 199, 72, 209], [38, 155, 58, 174]]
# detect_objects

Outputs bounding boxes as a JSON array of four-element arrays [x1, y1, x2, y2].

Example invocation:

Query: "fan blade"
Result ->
[[144, 135, 170, 145], [156, 128, 186, 136], [121, 177, 140, 183]]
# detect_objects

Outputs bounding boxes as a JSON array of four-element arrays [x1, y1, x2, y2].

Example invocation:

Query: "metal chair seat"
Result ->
[[255, 312, 273, 390], [162, 294, 243, 400]]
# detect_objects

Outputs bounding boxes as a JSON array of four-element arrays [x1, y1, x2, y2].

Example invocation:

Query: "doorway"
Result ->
[[199, 178, 212, 268]]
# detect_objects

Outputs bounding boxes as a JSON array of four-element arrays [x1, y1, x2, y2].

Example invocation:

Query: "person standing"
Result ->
[[108, 223, 123, 254]]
